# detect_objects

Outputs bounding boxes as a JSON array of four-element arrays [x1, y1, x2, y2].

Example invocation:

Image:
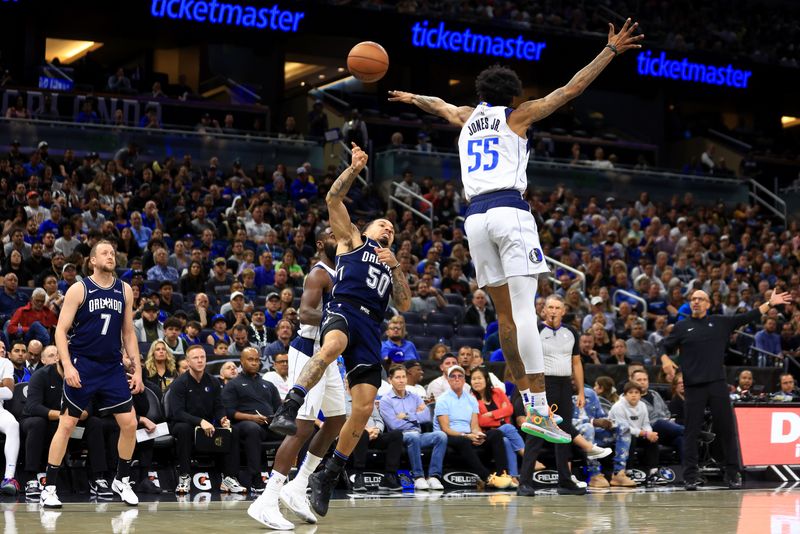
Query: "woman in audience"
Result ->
[[279, 287, 294, 314], [144, 340, 178, 394], [470, 366, 523, 488], [668, 373, 685, 425], [43, 274, 65, 312], [594, 376, 619, 413], [112, 203, 130, 232], [3, 249, 32, 287], [275, 248, 304, 284], [118, 227, 142, 263], [591, 321, 613, 358], [180, 260, 207, 294]]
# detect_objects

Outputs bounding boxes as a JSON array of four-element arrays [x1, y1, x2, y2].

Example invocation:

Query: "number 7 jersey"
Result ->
[[330, 237, 393, 320], [458, 102, 529, 202], [68, 276, 126, 362]]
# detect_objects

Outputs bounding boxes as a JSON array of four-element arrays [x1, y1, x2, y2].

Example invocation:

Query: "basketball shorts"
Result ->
[[287, 336, 346, 421], [63, 356, 133, 418], [320, 300, 382, 389], [464, 190, 550, 288]]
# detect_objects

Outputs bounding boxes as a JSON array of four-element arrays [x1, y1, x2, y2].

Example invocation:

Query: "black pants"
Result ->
[[632, 436, 659, 471], [446, 428, 507, 481], [236, 421, 285, 483], [684, 379, 739, 481], [520, 375, 577, 485], [172, 422, 241, 477], [85, 416, 120, 478], [133, 425, 155, 476], [23, 418, 59, 474], [352, 429, 403, 473]]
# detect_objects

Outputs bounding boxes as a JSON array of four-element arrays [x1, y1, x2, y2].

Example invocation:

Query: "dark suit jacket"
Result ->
[[463, 305, 496, 328]]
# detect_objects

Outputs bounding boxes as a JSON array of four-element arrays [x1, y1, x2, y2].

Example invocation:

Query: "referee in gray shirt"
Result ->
[[518, 295, 586, 496]]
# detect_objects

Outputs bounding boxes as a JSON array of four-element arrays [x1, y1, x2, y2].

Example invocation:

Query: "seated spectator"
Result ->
[[428, 343, 448, 362], [440, 260, 470, 297], [349, 381, 405, 493], [462, 289, 496, 331], [434, 365, 511, 489], [8, 341, 31, 383], [4, 249, 33, 288], [254, 250, 275, 290], [631, 370, 684, 459], [206, 257, 235, 299], [772, 373, 800, 402], [134, 302, 164, 343], [470, 367, 523, 487], [180, 261, 207, 295], [608, 382, 663, 486], [213, 340, 230, 359], [156, 282, 180, 315], [6, 288, 57, 345], [591, 322, 614, 357], [187, 293, 212, 330], [147, 248, 179, 283], [223, 291, 250, 329], [402, 359, 429, 400], [379, 364, 446, 491], [426, 353, 470, 400], [181, 321, 203, 347], [144, 339, 177, 394], [219, 361, 239, 385], [228, 324, 255, 358], [0, 273, 29, 327], [263, 319, 293, 367], [578, 332, 601, 365], [593, 376, 619, 413], [668, 373, 685, 424], [381, 317, 419, 364], [263, 352, 290, 399], [169, 345, 246, 495], [222, 348, 283, 492], [648, 315, 670, 354], [604, 339, 632, 365], [264, 292, 283, 328], [206, 314, 231, 346], [571, 380, 634, 488], [625, 320, 657, 365], [754, 317, 781, 367], [274, 250, 304, 286], [107, 67, 132, 93], [409, 279, 446, 318], [734, 369, 755, 396], [161, 316, 187, 361], [25, 340, 45, 375]]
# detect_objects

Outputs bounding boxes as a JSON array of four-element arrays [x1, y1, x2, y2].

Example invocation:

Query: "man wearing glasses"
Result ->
[[661, 289, 792, 491], [263, 353, 290, 399]]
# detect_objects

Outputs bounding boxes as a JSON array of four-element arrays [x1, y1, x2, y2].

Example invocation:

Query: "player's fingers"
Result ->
[[621, 17, 630, 33], [608, 22, 614, 39]]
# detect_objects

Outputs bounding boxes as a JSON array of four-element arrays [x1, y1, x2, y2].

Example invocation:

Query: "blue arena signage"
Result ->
[[636, 51, 752, 89], [411, 21, 546, 61], [150, 0, 305, 32]]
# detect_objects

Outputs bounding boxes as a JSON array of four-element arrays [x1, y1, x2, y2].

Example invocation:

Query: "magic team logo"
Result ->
[[529, 248, 543, 264]]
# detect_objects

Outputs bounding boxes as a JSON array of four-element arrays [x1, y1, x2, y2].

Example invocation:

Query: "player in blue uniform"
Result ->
[[389, 19, 643, 447], [40, 240, 144, 509], [270, 144, 412, 518]]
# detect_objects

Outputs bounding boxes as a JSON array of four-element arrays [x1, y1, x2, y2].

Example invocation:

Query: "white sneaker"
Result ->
[[175, 474, 191, 494], [112, 478, 139, 506], [248, 500, 294, 530], [427, 477, 444, 491], [280, 482, 317, 524], [40, 486, 62, 509], [220, 476, 247, 494], [570, 475, 588, 489], [414, 477, 430, 491], [586, 445, 613, 460]]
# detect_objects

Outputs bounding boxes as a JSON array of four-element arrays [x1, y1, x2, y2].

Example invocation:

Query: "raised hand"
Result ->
[[769, 291, 793, 307], [350, 143, 368, 172], [607, 18, 645, 55], [387, 90, 415, 104]]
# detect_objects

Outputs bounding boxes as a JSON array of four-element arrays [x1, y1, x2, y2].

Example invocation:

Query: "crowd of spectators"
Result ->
[[0, 130, 798, 496]]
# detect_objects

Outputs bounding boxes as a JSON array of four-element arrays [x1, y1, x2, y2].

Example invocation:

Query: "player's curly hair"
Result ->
[[475, 65, 522, 107]]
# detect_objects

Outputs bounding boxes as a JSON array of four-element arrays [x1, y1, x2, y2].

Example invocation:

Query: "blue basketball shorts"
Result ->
[[62, 355, 133, 418]]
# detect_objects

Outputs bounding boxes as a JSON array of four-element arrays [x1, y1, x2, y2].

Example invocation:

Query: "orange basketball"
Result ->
[[347, 41, 389, 83]]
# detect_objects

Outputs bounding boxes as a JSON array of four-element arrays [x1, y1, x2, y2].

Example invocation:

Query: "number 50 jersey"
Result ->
[[68, 277, 126, 362], [457, 102, 529, 202], [330, 237, 393, 321]]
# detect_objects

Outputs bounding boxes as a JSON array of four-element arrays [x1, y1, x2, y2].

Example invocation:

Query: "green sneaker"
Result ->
[[521, 407, 571, 444]]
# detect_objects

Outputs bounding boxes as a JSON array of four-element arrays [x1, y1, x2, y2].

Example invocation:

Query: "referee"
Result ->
[[660, 289, 792, 490], [518, 295, 586, 496]]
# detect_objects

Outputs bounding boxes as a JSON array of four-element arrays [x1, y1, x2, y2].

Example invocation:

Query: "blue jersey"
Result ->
[[330, 237, 392, 320], [69, 277, 126, 362]]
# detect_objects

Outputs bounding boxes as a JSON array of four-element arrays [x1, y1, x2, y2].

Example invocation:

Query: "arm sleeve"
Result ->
[[661, 327, 681, 356]]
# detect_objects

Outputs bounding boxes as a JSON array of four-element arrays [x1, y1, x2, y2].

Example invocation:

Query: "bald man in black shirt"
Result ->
[[661, 289, 792, 490]]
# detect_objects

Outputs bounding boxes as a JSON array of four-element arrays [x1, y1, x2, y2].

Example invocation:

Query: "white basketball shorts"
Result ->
[[287, 344, 346, 421]]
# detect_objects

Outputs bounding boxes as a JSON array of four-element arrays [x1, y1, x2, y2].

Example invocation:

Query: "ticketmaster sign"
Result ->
[[636, 50, 752, 89], [150, 0, 305, 32]]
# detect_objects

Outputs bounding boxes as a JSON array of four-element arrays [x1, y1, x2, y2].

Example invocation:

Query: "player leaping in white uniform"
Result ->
[[390, 18, 643, 444]]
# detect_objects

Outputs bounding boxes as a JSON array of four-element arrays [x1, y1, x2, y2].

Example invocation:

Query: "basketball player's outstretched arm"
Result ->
[[298, 268, 332, 326], [387, 91, 473, 127], [508, 18, 644, 135], [326, 143, 368, 253], [54, 282, 84, 388], [122, 282, 144, 394]]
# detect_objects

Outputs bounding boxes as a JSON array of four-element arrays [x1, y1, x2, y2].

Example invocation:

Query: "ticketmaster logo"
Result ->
[[150, 0, 305, 32]]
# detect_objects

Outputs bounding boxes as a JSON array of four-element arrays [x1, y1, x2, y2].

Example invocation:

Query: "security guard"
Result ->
[[661, 289, 792, 490]]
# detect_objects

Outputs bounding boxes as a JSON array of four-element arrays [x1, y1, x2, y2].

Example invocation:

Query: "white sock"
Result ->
[[292, 453, 323, 488], [532, 391, 549, 416], [4, 465, 14, 480], [264, 471, 287, 501]]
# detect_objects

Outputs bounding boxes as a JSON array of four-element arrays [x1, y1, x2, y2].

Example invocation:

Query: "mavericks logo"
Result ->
[[443, 472, 480, 487], [529, 248, 543, 264]]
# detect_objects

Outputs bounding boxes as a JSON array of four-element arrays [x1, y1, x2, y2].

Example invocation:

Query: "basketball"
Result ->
[[347, 41, 389, 83]]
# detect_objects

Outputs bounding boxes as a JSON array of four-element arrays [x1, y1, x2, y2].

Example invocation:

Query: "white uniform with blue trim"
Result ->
[[458, 102, 549, 287], [286, 262, 346, 421]]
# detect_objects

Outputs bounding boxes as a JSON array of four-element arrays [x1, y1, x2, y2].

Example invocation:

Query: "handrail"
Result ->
[[389, 181, 434, 228], [748, 178, 787, 222], [45, 61, 74, 83], [225, 78, 261, 101], [708, 128, 753, 151], [543, 255, 586, 293], [612, 288, 648, 317], [338, 141, 369, 187]]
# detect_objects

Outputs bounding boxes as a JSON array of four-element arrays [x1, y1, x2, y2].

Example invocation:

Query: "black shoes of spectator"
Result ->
[[726, 473, 742, 490], [89, 479, 114, 499], [309, 470, 338, 517], [556, 481, 587, 496], [684, 479, 699, 491], [645, 472, 671, 488], [138, 478, 162, 494], [516, 484, 536, 497], [379, 473, 402, 492], [269, 392, 304, 436], [352, 473, 367, 493], [699, 431, 716, 443]]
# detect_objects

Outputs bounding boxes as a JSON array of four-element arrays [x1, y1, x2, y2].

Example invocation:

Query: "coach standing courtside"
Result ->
[[660, 289, 792, 490]]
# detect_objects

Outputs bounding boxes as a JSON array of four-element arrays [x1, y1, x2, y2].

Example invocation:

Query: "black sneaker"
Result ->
[[645, 472, 671, 488], [699, 431, 716, 443], [378, 473, 402, 492], [557, 482, 587, 496], [684, 479, 699, 491], [726, 473, 742, 490], [309, 470, 338, 517], [138, 478, 162, 495], [516, 484, 536, 497], [352, 473, 367, 493], [268, 393, 303, 436], [89, 478, 114, 498]]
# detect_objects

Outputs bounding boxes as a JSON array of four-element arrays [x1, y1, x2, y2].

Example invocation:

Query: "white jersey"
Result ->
[[297, 262, 337, 341], [458, 103, 529, 202], [0, 358, 13, 411]]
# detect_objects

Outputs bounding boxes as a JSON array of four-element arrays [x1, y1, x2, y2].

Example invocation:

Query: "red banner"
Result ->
[[734, 405, 800, 466]]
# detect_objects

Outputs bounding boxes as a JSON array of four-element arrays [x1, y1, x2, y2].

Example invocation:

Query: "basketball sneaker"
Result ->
[[351, 473, 367, 493], [586, 445, 613, 460], [0, 477, 20, 495], [521, 406, 571, 444], [220, 476, 247, 494], [89, 478, 114, 499], [26, 479, 43, 498], [280, 482, 317, 524], [40, 486, 62, 509], [378, 473, 402, 491], [175, 474, 191, 495], [269, 391, 305, 436], [252, 500, 294, 531], [309, 470, 338, 517], [112, 478, 139, 506]]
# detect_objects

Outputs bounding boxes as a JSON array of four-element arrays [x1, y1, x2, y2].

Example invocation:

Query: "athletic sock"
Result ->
[[116, 458, 133, 482], [265, 471, 287, 501], [5, 464, 15, 480], [532, 391, 549, 416], [292, 452, 323, 488], [45, 464, 59, 489]]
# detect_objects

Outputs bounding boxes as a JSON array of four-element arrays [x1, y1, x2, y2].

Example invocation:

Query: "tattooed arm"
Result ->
[[388, 91, 473, 127], [373, 246, 412, 312], [508, 18, 644, 135], [327, 143, 368, 253]]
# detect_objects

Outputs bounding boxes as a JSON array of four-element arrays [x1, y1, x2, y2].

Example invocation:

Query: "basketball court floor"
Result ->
[[2, 485, 798, 533]]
